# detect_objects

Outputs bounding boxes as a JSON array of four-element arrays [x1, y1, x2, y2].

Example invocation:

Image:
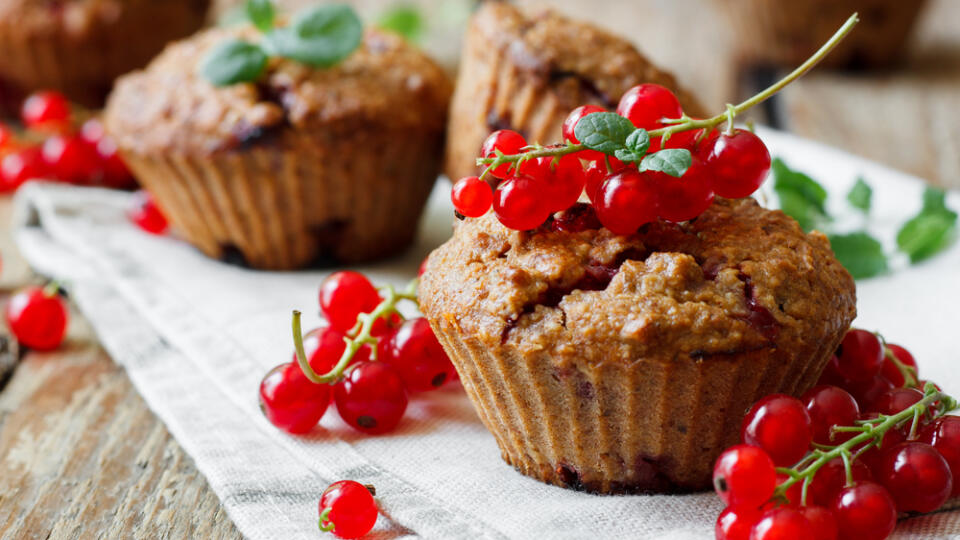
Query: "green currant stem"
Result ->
[[42, 280, 62, 298], [319, 507, 335, 533], [475, 13, 859, 177], [773, 385, 956, 505], [293, 279, 419, 384], [885, 346, 919, 388]]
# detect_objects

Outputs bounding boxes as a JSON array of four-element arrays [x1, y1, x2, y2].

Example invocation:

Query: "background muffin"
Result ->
[[0, 0, 210, 110], [104, 23, 451, 270], [444, 2, 705, 181], [419, 199, 856, 493]]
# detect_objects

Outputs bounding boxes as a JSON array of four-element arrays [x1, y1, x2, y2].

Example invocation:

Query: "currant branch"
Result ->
[[293, 279, 419, 384], [475, 13, 860, 180], [772, 383, 958, 506]]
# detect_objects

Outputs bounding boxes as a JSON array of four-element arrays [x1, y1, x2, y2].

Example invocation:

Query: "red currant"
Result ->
[[919, 416, 960, 496], [832, 482, 896, 540], [741, 394, 813, 466], [451, 176, 493, 218], [835, 329, 883, 382], [297, 325, 369, 375], [749, 507, 813, 540], [259, 362, 331, 434], [815, 354, 846, 388], [42, 134, 99, 184], [806, 457, 873, 507], [616, 84, 682, 134], [716, 506, 762, 540], [5, 285, 69, 350], [319, 271, 381, 332], [540, 154, 585, 213], [698, 129, 771, 199], [802, 385, 860, 445], [481, 130, 526, 178], [562, 104, 606, 161], [584, 160, 606, 204], [798, 506, 837, 540], [876, 441, 952, 513], [713, 444, 777, 507], [95, 137, 135, 189], [661, 126, 704, 151], [880, 343, 917, 387], [319, 480, 378, 539], [334, 361, 408, 434], [844, 375, 894, 412], [128, 190, 169, 235], [550, 202, 602, 233], [0, 123, 13, 149], [1, 146, 47, 192], [870, 387, 923, 415], [380, 317, 455, 392], [651, 157, 715, 223], [594, 169, 659, 234], [493, 176, 551, 230], [21, 90, 70, 130]]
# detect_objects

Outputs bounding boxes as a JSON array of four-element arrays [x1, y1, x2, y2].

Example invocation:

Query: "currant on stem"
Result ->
[[740, 394, 812, 467], [712, 444, 777, 507], [334, 361, 408, 434], [319, 480, 378, 538]]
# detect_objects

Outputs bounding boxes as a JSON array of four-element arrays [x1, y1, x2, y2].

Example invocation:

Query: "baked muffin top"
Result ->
[[104, 24, 452, 155], [419, 199, 856, 367]]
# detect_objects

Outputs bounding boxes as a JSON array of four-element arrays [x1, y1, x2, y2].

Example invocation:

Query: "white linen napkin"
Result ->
[[11, 128, 960, 539]]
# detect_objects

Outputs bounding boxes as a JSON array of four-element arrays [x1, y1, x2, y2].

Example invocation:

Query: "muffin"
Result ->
[[444, 2, 706, 181], [716, 0, 927, 69], [0, 0, 210, 110], [104, 25, 451, 270], [418, 199, 856, 493]]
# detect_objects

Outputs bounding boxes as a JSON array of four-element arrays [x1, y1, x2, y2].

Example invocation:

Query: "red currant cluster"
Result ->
[[318, 480, 378, 539], [0, 90, 134, 192], [4, 283, 69, 351], [259, 270, 456, 436], [713, 328, 958, 540], [451, 83, 772, 234]]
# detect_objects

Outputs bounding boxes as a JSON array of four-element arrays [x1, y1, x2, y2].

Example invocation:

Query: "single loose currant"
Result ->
[[493, 176, 551, 231], [698, 129, 771, 199], [835, 329, 884, 382], [920, 416, 960, 496], [480, 130, 526, 178], [594, 169, 659, 234], [334, 361, 408, 434], [875, 442, 953, 513], [748, 507, 813, 540], [831, 482, 896, 540], [802, 385, 860, 445], [713, 444, 776, 507], [451, 176, 493, 218], [6, 284, 69, 350], [319, 271, 382, 332], [319, 480, 378, 539], [128, 191, 169, 235], [740, 394, 812, 466], [379, 317, 455, 392], [21, 90, 70, 130]]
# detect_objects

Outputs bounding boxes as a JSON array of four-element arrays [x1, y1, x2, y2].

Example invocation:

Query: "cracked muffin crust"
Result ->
[[105, 25, 452, 269], [444, 2, 706, 181], [0, 0, 209, 109], [419, 199, 856, 493]]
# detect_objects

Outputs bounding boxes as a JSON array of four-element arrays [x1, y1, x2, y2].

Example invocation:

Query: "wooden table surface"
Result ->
[[1, 1, 958, 538]]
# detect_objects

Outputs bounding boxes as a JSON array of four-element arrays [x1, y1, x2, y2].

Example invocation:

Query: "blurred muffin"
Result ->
[[716, 0, 927, 69], [445, 2, 704, 181], [0, 0, 210, 109], [419, 199, 856, 493], [104, 25, 451, 270]]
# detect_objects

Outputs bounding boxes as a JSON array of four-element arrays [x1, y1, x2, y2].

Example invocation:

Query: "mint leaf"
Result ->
[[246, 0, 275, 32], [264, 4, 363, 68], [613, 129, 650, 163], [897, 188, 957, 263], [573, 112, 635, 155], [847, 177, 872, 213], [377, 5, 423, 41], [828, 232, 888, 279], [639, 149, 692, 178], [200, 40, 268, 86], [772, 157, 829, 231]]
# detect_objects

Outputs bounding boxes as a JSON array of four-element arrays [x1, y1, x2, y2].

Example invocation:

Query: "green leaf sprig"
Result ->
[[201, 0, 363, 87], [377, 4, 424, 42], [897, 188, 958, 263]]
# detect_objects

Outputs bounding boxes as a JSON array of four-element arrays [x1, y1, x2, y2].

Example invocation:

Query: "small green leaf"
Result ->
[[377, 5, 423, 41], [200, 39, 268, 86], [896, 189, 957, 263], [771, 158, 829, 231], [639, 149, 692, 178], [847, 177, 872, 213], [828, 232, 888, 279], [921, 187, 950, 213], [264, 4, 363, 68], [246, 0, 275, 32], [614, 128, 650, 163], [573, 112, 635, 155]]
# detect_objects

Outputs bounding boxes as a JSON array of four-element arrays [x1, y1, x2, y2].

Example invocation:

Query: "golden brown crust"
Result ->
[[419, 199, 856, 492], [444, 2, 706, 180], [105, 25, 452, 156], [0, 0, 210, 107]]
